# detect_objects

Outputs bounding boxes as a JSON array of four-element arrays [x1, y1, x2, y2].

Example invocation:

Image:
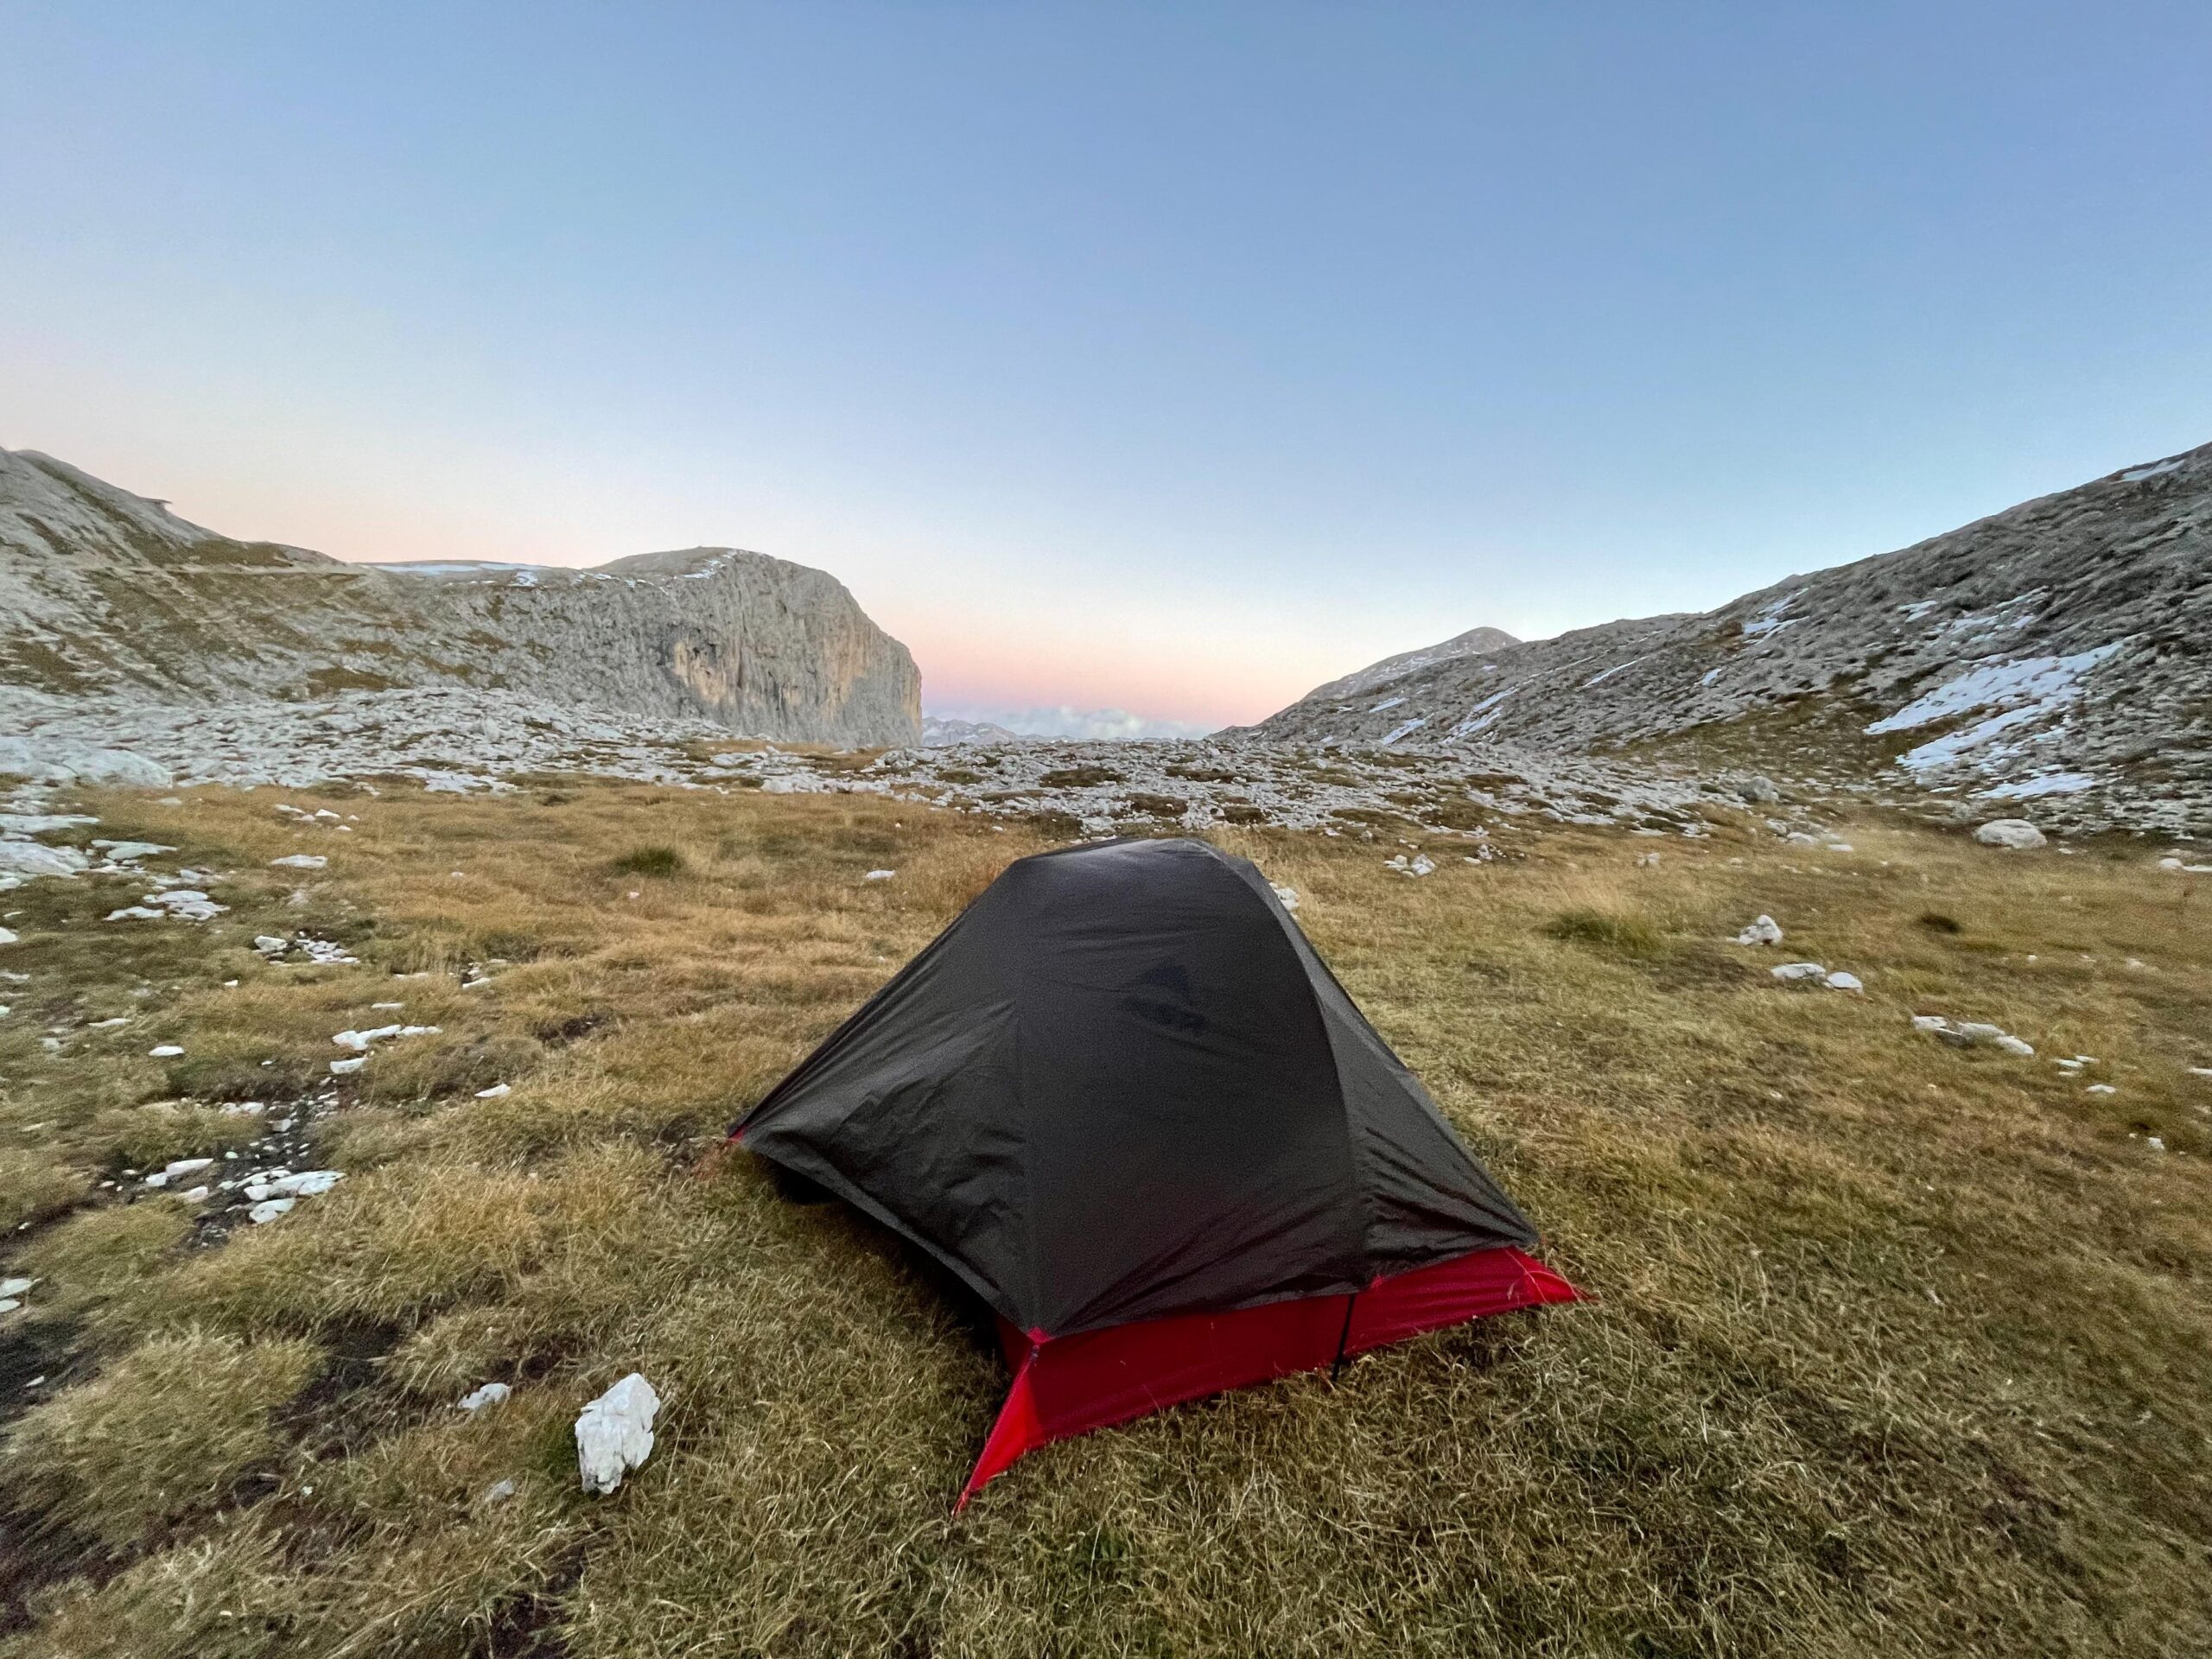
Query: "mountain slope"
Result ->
[[1247, 442, 2212, 830], [1298, 625, 1522, 702], [0, 448, 920, 745]]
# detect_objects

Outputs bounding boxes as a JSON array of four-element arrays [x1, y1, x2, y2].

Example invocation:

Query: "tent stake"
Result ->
[[1331, 1290, 1358, 1382]]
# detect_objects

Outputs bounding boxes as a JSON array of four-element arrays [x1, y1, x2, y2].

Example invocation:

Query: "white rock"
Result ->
[[149, 1044, 185, 1058], [248, 1198, 296, 1224], [474, 1083, 512, 1098], [179, 1185, 210, 1203], [484, 1478, 518, 1503], [0, 842, 89, 877], [0, 927, 16, 946], [253, 935, 289, 953], [1770, 962, 1827, 982], [1269, 882, 1300, 912], [1823, 970, 1865, 992], [105, 906, 165, 921], [1912, 1014, 2031, 1056], [329, 1056, 367, 1075], [1974, 819, 2047, 850], [245, 1170, 342, 1200], [163, 1157, 213, 1179], [0, 1300, 18, 1315], [0, 1276, 38, 1298], [270, 854, 327, 869], [1735, 915, 1783, 946], [458, 1382, 512, 1414], [575, 1372, 661, 1494], [334, 1025, 400, 1050], [2085, 1083, 2118, 1095], [864, 869, 895, 881], [94, 840, 174, 861]]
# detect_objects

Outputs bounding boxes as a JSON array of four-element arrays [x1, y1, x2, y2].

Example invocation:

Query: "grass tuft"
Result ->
[[1543, 905, 1665, 956], [2, 1330, 321, 1549], [608, 845, 685, 878]]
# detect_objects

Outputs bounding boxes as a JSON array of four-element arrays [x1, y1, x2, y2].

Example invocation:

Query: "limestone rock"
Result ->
[[575, 1372, 660, 1495], [0, 448, 919, 747], [1243, 442, 2212, 834]]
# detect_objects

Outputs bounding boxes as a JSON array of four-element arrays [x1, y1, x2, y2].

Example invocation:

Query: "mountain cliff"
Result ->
[[1245, 442, 2212, 831], [0, 448, 920, 746]]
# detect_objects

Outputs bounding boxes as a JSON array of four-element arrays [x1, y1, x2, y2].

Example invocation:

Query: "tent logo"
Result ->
[[1119, 959, 1208, 1035]]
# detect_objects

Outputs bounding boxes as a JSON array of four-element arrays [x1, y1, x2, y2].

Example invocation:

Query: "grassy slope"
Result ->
[[0, 781, 2206, 1657]]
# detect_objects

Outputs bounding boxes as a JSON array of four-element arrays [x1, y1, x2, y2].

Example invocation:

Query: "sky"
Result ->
[[3, 3, 2208, 736]]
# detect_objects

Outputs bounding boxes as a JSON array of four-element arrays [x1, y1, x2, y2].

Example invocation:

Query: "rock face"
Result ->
[[1245, 442, 2212, 831], [0, 448, 920, 746]]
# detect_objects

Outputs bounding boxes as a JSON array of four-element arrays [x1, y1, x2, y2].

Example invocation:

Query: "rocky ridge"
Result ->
[[0, 683, 1814, 850], [0, 448, 919, 746], [1247, 443, 2212, 833]]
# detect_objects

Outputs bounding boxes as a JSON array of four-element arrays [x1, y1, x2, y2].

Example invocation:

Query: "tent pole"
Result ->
[[1330, 1290, 1358, 1382]]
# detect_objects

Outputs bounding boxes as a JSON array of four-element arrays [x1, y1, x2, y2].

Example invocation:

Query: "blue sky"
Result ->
[[3, 3, 2207, 733]]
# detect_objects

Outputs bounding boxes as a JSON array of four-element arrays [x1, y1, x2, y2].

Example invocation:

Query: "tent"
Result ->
[[732, 836, 1576, 1503]]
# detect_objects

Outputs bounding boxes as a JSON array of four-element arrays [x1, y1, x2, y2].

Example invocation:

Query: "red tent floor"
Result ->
[[960, 1244, 1580, 1505]]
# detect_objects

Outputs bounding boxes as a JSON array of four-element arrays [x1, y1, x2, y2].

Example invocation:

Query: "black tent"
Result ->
[[734, 836, 1574, 1499]]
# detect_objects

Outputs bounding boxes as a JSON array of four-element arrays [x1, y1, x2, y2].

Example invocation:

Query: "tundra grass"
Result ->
[[0, 779, 2205, 1656]]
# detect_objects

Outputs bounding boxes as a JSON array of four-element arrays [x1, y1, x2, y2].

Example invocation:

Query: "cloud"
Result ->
[[925, 704, 1218, 741]]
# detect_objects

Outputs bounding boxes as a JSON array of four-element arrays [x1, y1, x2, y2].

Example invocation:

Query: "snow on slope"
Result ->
[[1246, 442, 2212, 832]]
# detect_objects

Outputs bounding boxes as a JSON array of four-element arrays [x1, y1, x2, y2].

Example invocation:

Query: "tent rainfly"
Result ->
[[732, 837, 1576, 1503]]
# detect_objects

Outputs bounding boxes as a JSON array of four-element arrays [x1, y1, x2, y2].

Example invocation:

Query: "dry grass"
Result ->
[[0, 779, 2205, 1656], [2, 1330, 321, 1550]]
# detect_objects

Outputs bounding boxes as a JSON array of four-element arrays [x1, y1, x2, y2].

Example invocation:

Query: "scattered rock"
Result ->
[[576, 1372, 661, 1495], [149, 1044, 184, 1058], [329, 1056, 366, 1075], [270, 854, 327, 870], [1770, 962, 1828, 982], [1914, 1015, 2034, 1056], [1269, 882, 1300, 912], [0, 842, 88, 878], [864, 869, 895, 881], [458, 1382, 512, 1414], [333, 1023, 440, 1051], [1974, 819, 2047, 850], [248, 1198, 296, 1224], [243, 1170, 342, 1200], [474, 1083, 511, 1098], [1734, 914, 1783, 945]]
